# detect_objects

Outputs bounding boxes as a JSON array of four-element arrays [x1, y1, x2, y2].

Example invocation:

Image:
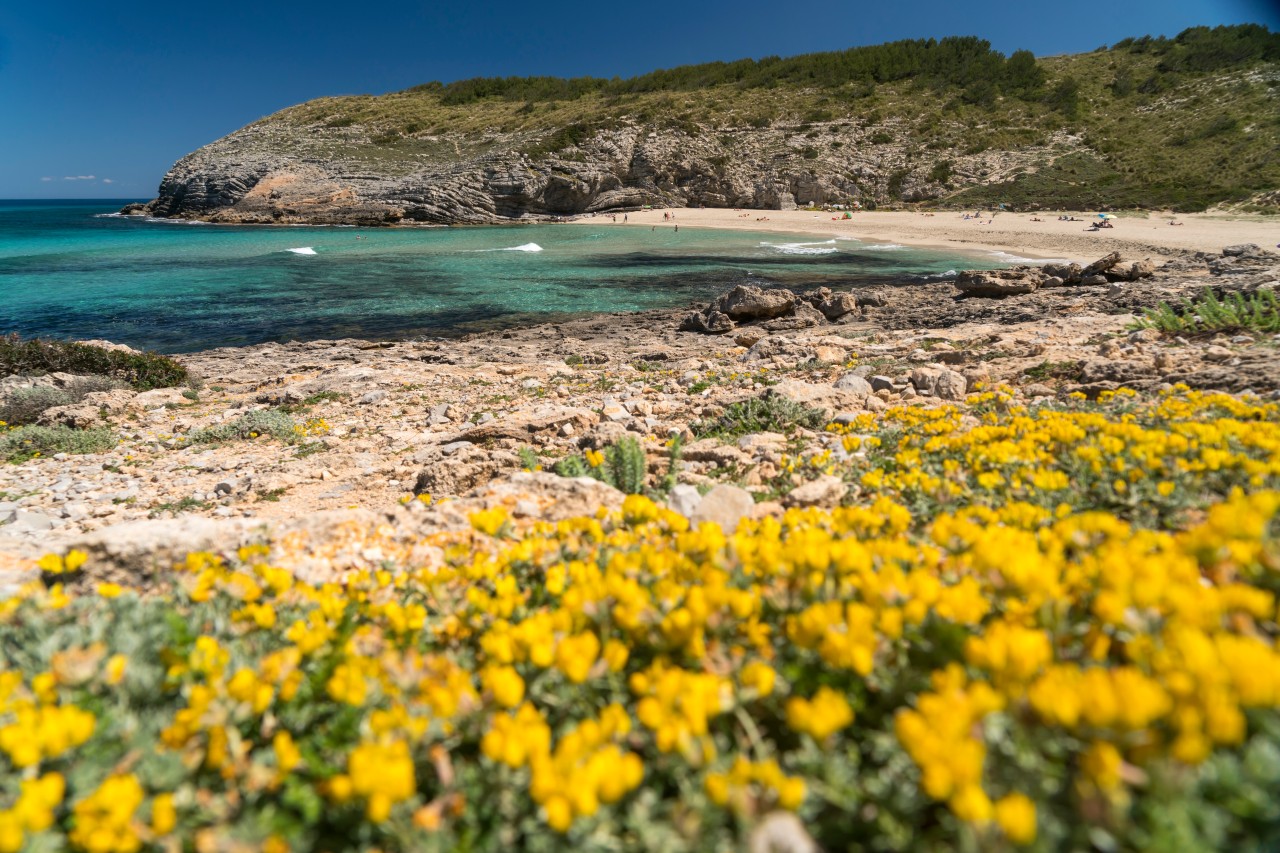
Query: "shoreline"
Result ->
[[114, 204, 1275, 267], [567, 208, 1278, 265]]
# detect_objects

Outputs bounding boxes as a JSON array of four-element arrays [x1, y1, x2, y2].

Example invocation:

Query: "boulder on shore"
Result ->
[[680, 284, 859, 334]]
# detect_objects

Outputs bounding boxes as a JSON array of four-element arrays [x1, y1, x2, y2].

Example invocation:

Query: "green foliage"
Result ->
[[1127, 24, 1280, 73], [428, 37, 1049, 107], [0, 387, 72, 426], [518, 447, 541, 471], [553, 455, 591, 479], [190, 409, 301, 445], [274, 24, 1279, 211], [1109, 68, 1135, 97], [525, 121, 600, 158], [1045, 76, 1081, 118], [0, 425, 117, 462], [660, 434, 685, 495], [1023, 360, 1085, 383], [604, 437, 648, 495], [0, 377, 128, 426], [553, 437, 649, 494], [928, 160, 954, 184], [150, 497, 213, 516], [0, 334, 191, 391], [1134, 288, 1280, 336], [695, 394, 828, 439]]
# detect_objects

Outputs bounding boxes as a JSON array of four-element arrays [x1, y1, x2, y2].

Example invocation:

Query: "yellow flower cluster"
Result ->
[[0, 773, 63, 853], [0, 673, 95, 768], [332, 740, 416, 822], [2, 388, 1279, 849], [68, 774, 144, 853], [704, 756, 806, 812], [529, 705, 644, 831]]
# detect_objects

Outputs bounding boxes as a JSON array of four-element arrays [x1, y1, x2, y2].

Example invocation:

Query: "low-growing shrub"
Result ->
[[1023, 359, 1084, 383], [1135, 288, 1280, 335], [695, 394, 828, 438], [0, 425, 117, 462], [553, 436, 650, 494], [0, 334, 191, 390], [190, 409, 300, 445], [0, 377, 128, 426], [0, 387, 73, 426]]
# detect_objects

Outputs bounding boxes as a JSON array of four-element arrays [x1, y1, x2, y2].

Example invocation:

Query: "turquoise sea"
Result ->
[[0, 200, 996, 354]]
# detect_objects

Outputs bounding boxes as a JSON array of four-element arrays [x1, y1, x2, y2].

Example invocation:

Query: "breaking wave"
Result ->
[[761, 240, 839, 256]]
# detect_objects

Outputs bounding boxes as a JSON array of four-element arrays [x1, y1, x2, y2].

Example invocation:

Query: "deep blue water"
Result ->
[[0, 200, 988, 353]]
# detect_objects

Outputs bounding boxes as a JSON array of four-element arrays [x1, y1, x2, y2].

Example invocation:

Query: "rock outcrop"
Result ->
[[956, 252, 1158, 298], [124, 100, 1099, 225], [681, 285, 859, 334]]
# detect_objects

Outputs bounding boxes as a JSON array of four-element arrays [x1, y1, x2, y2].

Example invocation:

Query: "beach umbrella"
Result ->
[[1097, 213, 1117, 219]]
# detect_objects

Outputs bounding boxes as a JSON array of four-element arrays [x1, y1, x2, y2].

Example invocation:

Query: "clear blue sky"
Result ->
[[2, 0, 1275, 199]]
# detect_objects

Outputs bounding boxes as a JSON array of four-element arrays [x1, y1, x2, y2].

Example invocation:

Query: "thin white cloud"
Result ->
[[63, 175, 96, 181], [102, 178, 114, 184], [41, 176, 53, 181]]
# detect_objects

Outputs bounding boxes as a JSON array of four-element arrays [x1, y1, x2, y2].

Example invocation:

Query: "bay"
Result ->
[[0, 200, 985, 353]]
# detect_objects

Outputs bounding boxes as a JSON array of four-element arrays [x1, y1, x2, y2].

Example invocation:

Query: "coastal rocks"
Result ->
[[459, 405, 595, 442], [811, 289, 859, 321], [690, 484, 755, 533], [909, 366, 969, 400], [473, 472, 624, 522], [414, 445, 519, 497], [680, 309, 735, 334], [767, 380, 867, 414], [784, 475, 848, 509], [680, 285, 858, 334], [955, 268, 1043, 297], [1082, 252, 1123, 278], [1041, 262, 1083, 285], [833, 372, 873, 398], [721, 285, 796, 321], [956, 252, 1157, 299]]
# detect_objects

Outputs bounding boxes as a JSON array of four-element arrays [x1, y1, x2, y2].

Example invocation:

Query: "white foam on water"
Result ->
[[287, 247, 317, 255], [863, 243, 905, 250], [142, 217, 209, 225], [502, 243, 544, 252], [761, 240, 839, 256], [924, 269, 958, 280], [988, 250, 1070, 265]]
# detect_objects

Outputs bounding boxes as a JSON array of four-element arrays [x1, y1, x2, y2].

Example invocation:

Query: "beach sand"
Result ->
[[573, 208, 1278, 264]]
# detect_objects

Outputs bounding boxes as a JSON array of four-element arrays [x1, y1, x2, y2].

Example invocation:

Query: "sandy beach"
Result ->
[[575, 208, 1279, 264]]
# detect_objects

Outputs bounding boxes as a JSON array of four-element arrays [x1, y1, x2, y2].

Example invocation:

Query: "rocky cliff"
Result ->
[[127, 118, 1085, 225], [125, 28, 1280, 224]]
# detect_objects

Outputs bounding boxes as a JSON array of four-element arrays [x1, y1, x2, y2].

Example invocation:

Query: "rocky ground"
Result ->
[[1, 244, 1277, 593]]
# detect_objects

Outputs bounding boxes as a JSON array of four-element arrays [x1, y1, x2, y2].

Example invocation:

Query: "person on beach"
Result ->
[[624, 214, 628, 223]]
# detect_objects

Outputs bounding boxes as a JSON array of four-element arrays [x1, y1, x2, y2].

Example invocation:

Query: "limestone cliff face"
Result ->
[[132, 115, 1080, 225]]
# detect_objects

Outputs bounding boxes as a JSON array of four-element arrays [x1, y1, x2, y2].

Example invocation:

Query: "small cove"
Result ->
[[0, 200, 1002, 353]]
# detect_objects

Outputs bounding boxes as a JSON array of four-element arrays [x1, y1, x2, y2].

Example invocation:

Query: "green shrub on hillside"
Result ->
[[0, 334, 191, 390], [0, 377, 128, 426], [191, 409, 300, 445], [0, 425, 117, 462], [695, 394, 828, 439]]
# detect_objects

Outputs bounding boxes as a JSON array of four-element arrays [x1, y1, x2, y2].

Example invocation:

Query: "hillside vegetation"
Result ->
[[269, 25, 1279, 212]]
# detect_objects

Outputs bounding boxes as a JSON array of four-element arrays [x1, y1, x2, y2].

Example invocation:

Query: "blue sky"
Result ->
[[1, 0, 1275, 199]]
